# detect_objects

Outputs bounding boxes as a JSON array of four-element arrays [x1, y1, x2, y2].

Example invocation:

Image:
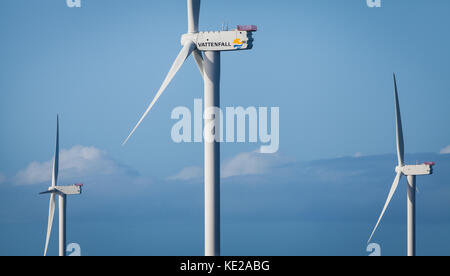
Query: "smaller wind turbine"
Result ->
[[40, 116, 83, 256], [368, 74, 435, 256]]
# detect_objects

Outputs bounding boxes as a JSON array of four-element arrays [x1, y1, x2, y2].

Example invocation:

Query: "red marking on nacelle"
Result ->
[[237, 25, 258, 32], [424, 162, 435, 166], [74, 183, 84, 187]]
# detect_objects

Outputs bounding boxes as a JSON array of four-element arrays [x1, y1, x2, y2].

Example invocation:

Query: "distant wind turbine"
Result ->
[[122, 0, 257, 256], [40, 116, 83, 256], [368, 74, 435, 256]]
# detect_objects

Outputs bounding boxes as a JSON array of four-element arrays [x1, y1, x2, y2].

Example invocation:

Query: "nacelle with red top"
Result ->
[[400, 163, 434, 176], [181, 25, 257, 52], [40, 184, 83, 195]]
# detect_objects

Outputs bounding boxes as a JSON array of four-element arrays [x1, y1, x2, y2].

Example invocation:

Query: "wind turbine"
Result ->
[[368, 74, 435, 256], [40, 116, 83, 256], [122, 0, 257, 256]]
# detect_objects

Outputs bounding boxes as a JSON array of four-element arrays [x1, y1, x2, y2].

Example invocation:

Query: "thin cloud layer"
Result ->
[[167, 166, 203, 181], [440, 145, 450, 154], [168, 149, 293, 181], [222, 150, 292, 178], [14, 145, 134, 186], [0, 173, 6, 184]]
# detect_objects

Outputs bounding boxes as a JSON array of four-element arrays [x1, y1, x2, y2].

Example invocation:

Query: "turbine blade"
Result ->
[[51, 115, 59, 187], [44, 193, 56, 256], [187, 0, 201, 33], [123, 41, 196, 145], [192, 49, 204, 77], [39, 189, 56, 195], [393, 74, 404, 166], [368, 172, 402, 243]]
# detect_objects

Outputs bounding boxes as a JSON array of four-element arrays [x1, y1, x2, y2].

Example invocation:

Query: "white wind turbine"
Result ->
[[40, 116, 83, 256], [122, 0, 257, 256], [368, 74, 435, 256]]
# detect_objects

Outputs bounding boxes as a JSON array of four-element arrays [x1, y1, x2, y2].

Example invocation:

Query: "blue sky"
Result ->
[[0, 0, 449, 256]]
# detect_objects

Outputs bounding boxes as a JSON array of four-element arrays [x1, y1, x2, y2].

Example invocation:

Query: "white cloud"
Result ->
[[222, 150, 289, 178], [168, 149, 292, 181], [167, 166, 203, 181], [0, 173, 6, 184], [14, 145, 133, 186], [353, 152, 363, 158], [440, 145, 450, 154]]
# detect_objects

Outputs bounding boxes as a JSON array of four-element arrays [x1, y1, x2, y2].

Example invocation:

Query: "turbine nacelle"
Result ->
[[396, 163, 434, 176], [181, 27, 256, 52], [40, 184, 83, 196]]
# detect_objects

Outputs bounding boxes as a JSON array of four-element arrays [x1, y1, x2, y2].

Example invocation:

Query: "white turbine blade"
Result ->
[[44, 193, 56, 256], [51, 115, 59, 187], [123, 41, 196, 145], [192, 49, 204, 77], [393, 74, 404, 167], [187, 0, 201, 33], [39, 190, 55, 195], [368, 172, 402, 243]]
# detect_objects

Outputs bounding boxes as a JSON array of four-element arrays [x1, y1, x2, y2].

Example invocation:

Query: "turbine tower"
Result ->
[[40, 116, 83, 256], [368, 74, 435, 256], [123, 0, 257, 256]]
